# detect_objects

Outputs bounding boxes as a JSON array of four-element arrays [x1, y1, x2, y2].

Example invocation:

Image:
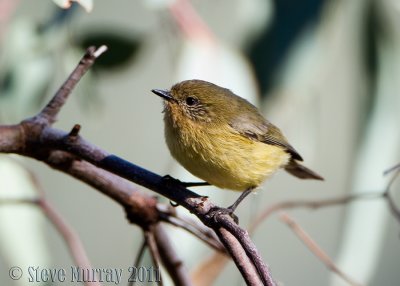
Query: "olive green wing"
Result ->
[[229, 112, 303, 161]]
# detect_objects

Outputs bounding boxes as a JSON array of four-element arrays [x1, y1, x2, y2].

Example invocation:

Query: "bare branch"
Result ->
[[23, 173, 100, 286], [249, 193, 383, 234], [161, 213, 225, 252], [279, 213, 362, 286], [383, 162, 400, 176], [133, 238, 147, 268], [38, 198, 101, 286], [214, 215, 275, 285], [39, 46, 107, 124], [145, 230, 164, 286], [2, 194, 100, 286], [128, 239, 147, 286], [154, 225, 193, 286], [215, 228, 262, 285]]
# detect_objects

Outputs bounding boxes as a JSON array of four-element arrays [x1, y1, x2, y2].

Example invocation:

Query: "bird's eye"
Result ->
[[185, 96, 198, 106]]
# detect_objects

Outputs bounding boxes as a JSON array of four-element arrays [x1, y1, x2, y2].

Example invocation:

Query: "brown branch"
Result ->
[[154, 225, 193, 286], [0, 46, 275, 285], [38, 46, 107, 124], [160, 212, 225, 252], [145, 230, 164, 286], [38, 198, 101, 286], [25, 174, 100, 286], [279, 213, 362, 286], [132, 238, 147, 269], [215, 215, 275, 285], [2, 194, 100, 286], [215, 228, 263, 285], [249, 193, 383, 234], [0, 124, 24, 153], [129, 237, 152, 286]]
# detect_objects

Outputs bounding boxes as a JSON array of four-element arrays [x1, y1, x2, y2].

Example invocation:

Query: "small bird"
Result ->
[[152, 80, 323, 213]]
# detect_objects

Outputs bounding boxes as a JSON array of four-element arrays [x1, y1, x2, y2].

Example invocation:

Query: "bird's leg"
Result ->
[[227, 187, 254, 213], [207, 188, 254, 224]]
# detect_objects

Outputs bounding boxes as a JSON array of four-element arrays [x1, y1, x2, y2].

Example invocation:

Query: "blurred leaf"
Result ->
[[0, 19, 54, 122], [76, 30, 141, 72], [52, 0, 93, 12]]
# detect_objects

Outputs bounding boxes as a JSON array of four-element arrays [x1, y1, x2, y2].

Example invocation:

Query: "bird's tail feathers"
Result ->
[[285, 160, 324, 180]]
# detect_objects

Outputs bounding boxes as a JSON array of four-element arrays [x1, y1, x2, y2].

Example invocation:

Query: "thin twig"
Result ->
[[133, 239, 147, 268], [128, 238, 147, 286], [161, 213, 225, 252], [39, 198, 101, 286], [154, 225, 193, 286], [383, 162, 400, 176], [249, 193, 383, 234], [145, 230, 164, 286], [39, 45, 107, 124], [0, 198, 39, 204], [27, 172, 100, 286], [279, 212, 362, 286]]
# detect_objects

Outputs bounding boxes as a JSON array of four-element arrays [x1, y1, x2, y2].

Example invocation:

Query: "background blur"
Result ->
[[0, 0, 399, 285]]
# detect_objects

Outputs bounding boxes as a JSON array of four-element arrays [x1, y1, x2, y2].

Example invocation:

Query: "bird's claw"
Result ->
[[207, 206, 239, 224]]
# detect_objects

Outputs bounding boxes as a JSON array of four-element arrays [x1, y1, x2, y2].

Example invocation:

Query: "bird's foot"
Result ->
[[206, 206, 239, 224]]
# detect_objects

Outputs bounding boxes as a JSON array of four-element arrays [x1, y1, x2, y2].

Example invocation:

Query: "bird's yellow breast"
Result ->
[[164, 114, 290, 191]]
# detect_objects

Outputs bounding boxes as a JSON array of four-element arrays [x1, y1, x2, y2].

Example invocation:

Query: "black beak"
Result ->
[[151, 89, 174, 102]]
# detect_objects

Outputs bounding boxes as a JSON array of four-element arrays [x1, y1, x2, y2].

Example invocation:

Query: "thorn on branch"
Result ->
[[68, 124, 81, 138]]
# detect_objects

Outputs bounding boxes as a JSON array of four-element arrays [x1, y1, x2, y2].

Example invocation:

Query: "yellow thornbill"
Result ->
[[152, 80, 323, 213]]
